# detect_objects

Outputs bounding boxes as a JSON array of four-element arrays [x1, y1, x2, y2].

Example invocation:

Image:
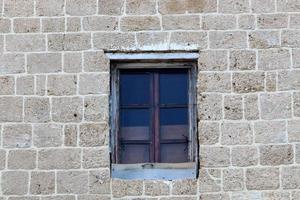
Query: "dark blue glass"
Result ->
[[159, 72, 188, 105], [160, 108, 188, 125], [121, 109, 150, 127], [120, 73, 150, 105]]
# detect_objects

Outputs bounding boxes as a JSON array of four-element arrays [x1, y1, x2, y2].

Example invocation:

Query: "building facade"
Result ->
[[0, 0, 300, 199]]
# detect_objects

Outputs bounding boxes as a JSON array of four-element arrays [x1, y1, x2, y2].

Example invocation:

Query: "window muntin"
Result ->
[[117, 69, 190, 164]]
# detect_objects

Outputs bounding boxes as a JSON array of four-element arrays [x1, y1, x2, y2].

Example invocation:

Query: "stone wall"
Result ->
[[0, 0, 300, 199]]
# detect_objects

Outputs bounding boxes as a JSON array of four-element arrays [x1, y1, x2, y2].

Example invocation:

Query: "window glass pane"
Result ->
[[121, 127, 150, 140], [160, 143, 188, 163], [160, 125, 188, 140], [121, 144, 150, 164], [121, 109, 150, 127], [159, 72, 188, 105], [120, 73, 150, 105], [160, 108, 188, 125]]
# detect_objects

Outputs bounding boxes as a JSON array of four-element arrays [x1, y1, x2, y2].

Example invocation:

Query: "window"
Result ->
[[109, 53, 198, 180]]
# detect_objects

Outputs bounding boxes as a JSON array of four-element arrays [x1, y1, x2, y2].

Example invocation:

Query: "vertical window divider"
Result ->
[[154, 72, 160, 163]]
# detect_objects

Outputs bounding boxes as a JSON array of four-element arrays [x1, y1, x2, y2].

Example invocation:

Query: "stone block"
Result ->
[[27, 53, 62, 73], [209, 31, 247, 49], [278, 70, 300, 91], [0, 150, 6, 169], [266, 72, 277, 91], [112, 179, 143, 198], [8, 150, 36, 169], [202, 15, 236, 30], [254, 121, 287, 143], [0, 97, 23, 122], [66, 0, 97, 15], [42, 18, 65, 32], [36, 75, 46, 96], [260, 93, 292, 120], [47, 75, 77, 96], [198, 94, 223, 120], [83, 51, 109, 72], [232, 146, 258, 166], [4, 0, 34, 17], [219, 0, 249, 13], [0, 54, 25, 74], [249, 31, 280, 49], [163, 15, 200, 30], [89, 169, 110, 194], [282, 166, 300, 189], [93, 32, 135, 50], [30, 172, 55, 194], [172, 179, 197, 195], [244, 94, 259, 120], [67, 17, 81, 32], [121, 16, 160, 31], [238, 14, 255, 30], [79, 123, 107, 147], [126, 0, 156, 14], [232, 72, 265, 93], [3, 124, 32, 148], [257, 14, 288, 29], [170, 31, 207, 50], [83, 147, 109, 168], [82, 16, 118, 31], [64, 52, 82, 73], [246, 167, 279, 190], [0, 18, 11, 33], [79, 74, 109, 95], [36, 0, 64, 16], [223, 169, 244, 191], [251, 0, 275, 13], [199, 169, 221, 192], [13, 18, 40, 33], [229, 50, 256, 70], [144, 181, 170, 196], [6, 34, 45, 52], [277, 0, 300, 12], [57, 171, 88, 194], [98, 0, 124, 15], [224, 95, 243, 120], [199, 122, 220, 145], [294, 92, 300, 117], [288, 120, 300, 142], [38, 148, 81, 169], [221, 122, 252, 145], [84, 96, 109, 122], [282, 30, 300, 48], [137, 32, 169, 50], [2, 171, 29, 195], [293, 49, 300, 68], [290, 14, 300, 29], [34, 124, 63, 147], [260, 145, 293, 165], [16, 76, 34, 95], [198, 50, 227, 71], [198, 72, 231, 93], [48, 33, 91, 51], [200, 146, 230, 167], [0, 76, 14, 95], [24, 97, 50, 122], [64, 125, 78, 146], [258, 49, 291, 70], [52, 97, 83, 122]]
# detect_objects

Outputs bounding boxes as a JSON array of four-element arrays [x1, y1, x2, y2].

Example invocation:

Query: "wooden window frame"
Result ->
[[109, 53, 198, 180]]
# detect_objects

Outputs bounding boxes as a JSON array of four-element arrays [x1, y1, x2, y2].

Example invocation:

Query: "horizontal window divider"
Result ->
[[120, 140, 152, 144], [160, 139, 189, 144], [120, 105, 151, 109], [159, 104, 188, 108]]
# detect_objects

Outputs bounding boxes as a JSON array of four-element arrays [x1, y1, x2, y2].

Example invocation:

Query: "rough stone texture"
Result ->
[[246, 168, 280, 190], [254, 121, 287, 144], [8, 150, 36, 169], [259, 144, 294, 165], [2, 171, 29, 195], [30, 172, 55, 194], [1, 0, 300, 198]]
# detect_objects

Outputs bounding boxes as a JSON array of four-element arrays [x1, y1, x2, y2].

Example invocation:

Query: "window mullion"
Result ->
[[154, 72, 160, 162]]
